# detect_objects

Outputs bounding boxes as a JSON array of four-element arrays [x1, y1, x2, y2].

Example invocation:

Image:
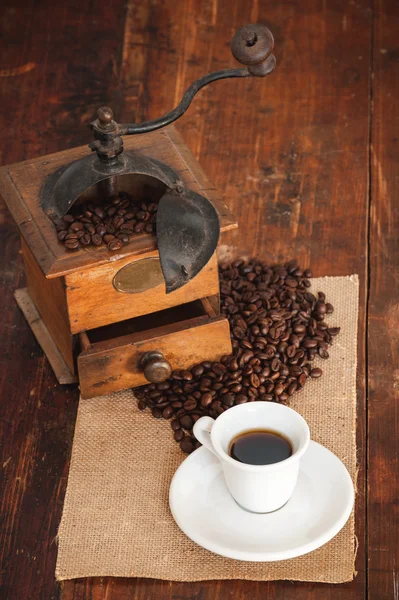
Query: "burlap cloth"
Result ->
[[56, 275, 359, 583]]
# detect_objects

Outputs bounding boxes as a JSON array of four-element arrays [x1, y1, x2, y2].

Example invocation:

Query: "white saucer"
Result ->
[[169, 440, 354, 561]]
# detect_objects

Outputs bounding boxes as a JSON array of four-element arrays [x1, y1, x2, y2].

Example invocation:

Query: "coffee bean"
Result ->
[[271, 358, 280, 372], [84, 223, 96, 234], [303, 339, 318, 348], [286, 276, 298, 287], [180, 370, 193, 381], [64, 238, 80, 250], [290, 365, 302, 376], [316, 302, 327, 315], [212, 363, 227, 375], [106, 223, 116, 234], [96, 224, 107, 237], [80, 233, 91, 246], [91, 233, 103, 246], [327, 327, 340, 336], [92, 207, 103, 219], [290, 334, 300, 348], [192, 365, 204, 379], [318, 348, 329, 359], [171, 419, 181, 431], [234, 394, 247, 404], [180, 415, 193, 430], [233, 327, 246, 339], [180, 438, 194, 454], [162, 406, 174, 419], [298, 373, 307, 387], [310, 368, 323, 378], [200, 393, 213, 408], [222, 393, 235, 407], [113, 216, 125, 230], [229, 383, 242, 393], [280, 364, 289, 377], [134, 222, 145, 233], [57, 230, 68, 241], [200, 361, 211, 370], [293, 324, 306, 333], [121, 223, 135, 233], [107, 239, 123, 251], [174, 430, 184, 442], [184, 397, 197, 411], [211, 400, 222, 410], [70, 221, 84, 232]]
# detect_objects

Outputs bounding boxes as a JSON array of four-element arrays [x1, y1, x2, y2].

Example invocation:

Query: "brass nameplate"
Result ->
[[113, 257, 164, 293]]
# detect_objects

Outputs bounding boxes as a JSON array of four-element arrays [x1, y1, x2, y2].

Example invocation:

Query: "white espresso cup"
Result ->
[[193, 402, 310, 513]]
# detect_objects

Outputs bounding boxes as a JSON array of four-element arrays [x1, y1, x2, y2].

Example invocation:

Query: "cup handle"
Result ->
[[193, 416, 218, 457]]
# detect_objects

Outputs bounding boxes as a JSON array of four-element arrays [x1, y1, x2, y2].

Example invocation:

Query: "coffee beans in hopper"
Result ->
[[135, 259, 341, 454], [54, 191, 157, 251]]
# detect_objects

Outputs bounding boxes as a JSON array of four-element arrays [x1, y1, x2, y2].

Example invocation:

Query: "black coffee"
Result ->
[[229, 429, 292, 465]]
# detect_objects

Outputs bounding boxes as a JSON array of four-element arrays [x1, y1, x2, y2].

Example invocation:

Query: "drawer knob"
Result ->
[[140, 351, 172, 383]]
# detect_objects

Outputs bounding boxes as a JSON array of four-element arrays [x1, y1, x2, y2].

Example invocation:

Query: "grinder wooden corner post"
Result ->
[[0, 24, 276, 398]]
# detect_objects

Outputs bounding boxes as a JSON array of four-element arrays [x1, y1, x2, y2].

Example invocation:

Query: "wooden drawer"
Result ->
[[78, 299, 232, 398], [65, 250, 219, 334]]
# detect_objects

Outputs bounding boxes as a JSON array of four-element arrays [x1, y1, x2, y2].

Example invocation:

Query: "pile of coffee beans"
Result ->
[[135, 258, 340, 454], [54, 191, 157, 251]]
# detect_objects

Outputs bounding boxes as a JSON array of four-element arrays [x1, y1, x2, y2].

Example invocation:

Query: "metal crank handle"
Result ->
[[88, 24, 276, 160], [118, 23, 276, 136]]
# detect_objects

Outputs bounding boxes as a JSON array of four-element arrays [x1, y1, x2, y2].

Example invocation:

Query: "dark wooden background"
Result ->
[[0, 0, 397, 599]]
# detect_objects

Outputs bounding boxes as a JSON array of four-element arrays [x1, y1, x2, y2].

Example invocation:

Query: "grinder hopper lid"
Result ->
[[156, 186, 220, 293]]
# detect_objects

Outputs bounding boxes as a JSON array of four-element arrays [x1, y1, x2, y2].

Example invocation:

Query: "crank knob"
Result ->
[[231, 24, 276, 77]]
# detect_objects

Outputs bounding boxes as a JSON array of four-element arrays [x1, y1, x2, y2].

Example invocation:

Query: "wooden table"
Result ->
[[0, 1, 397, 598]]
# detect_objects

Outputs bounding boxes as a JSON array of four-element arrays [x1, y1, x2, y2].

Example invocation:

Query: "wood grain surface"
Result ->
[[368, 1, 399, 599], [0, 0, 394, 598]]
